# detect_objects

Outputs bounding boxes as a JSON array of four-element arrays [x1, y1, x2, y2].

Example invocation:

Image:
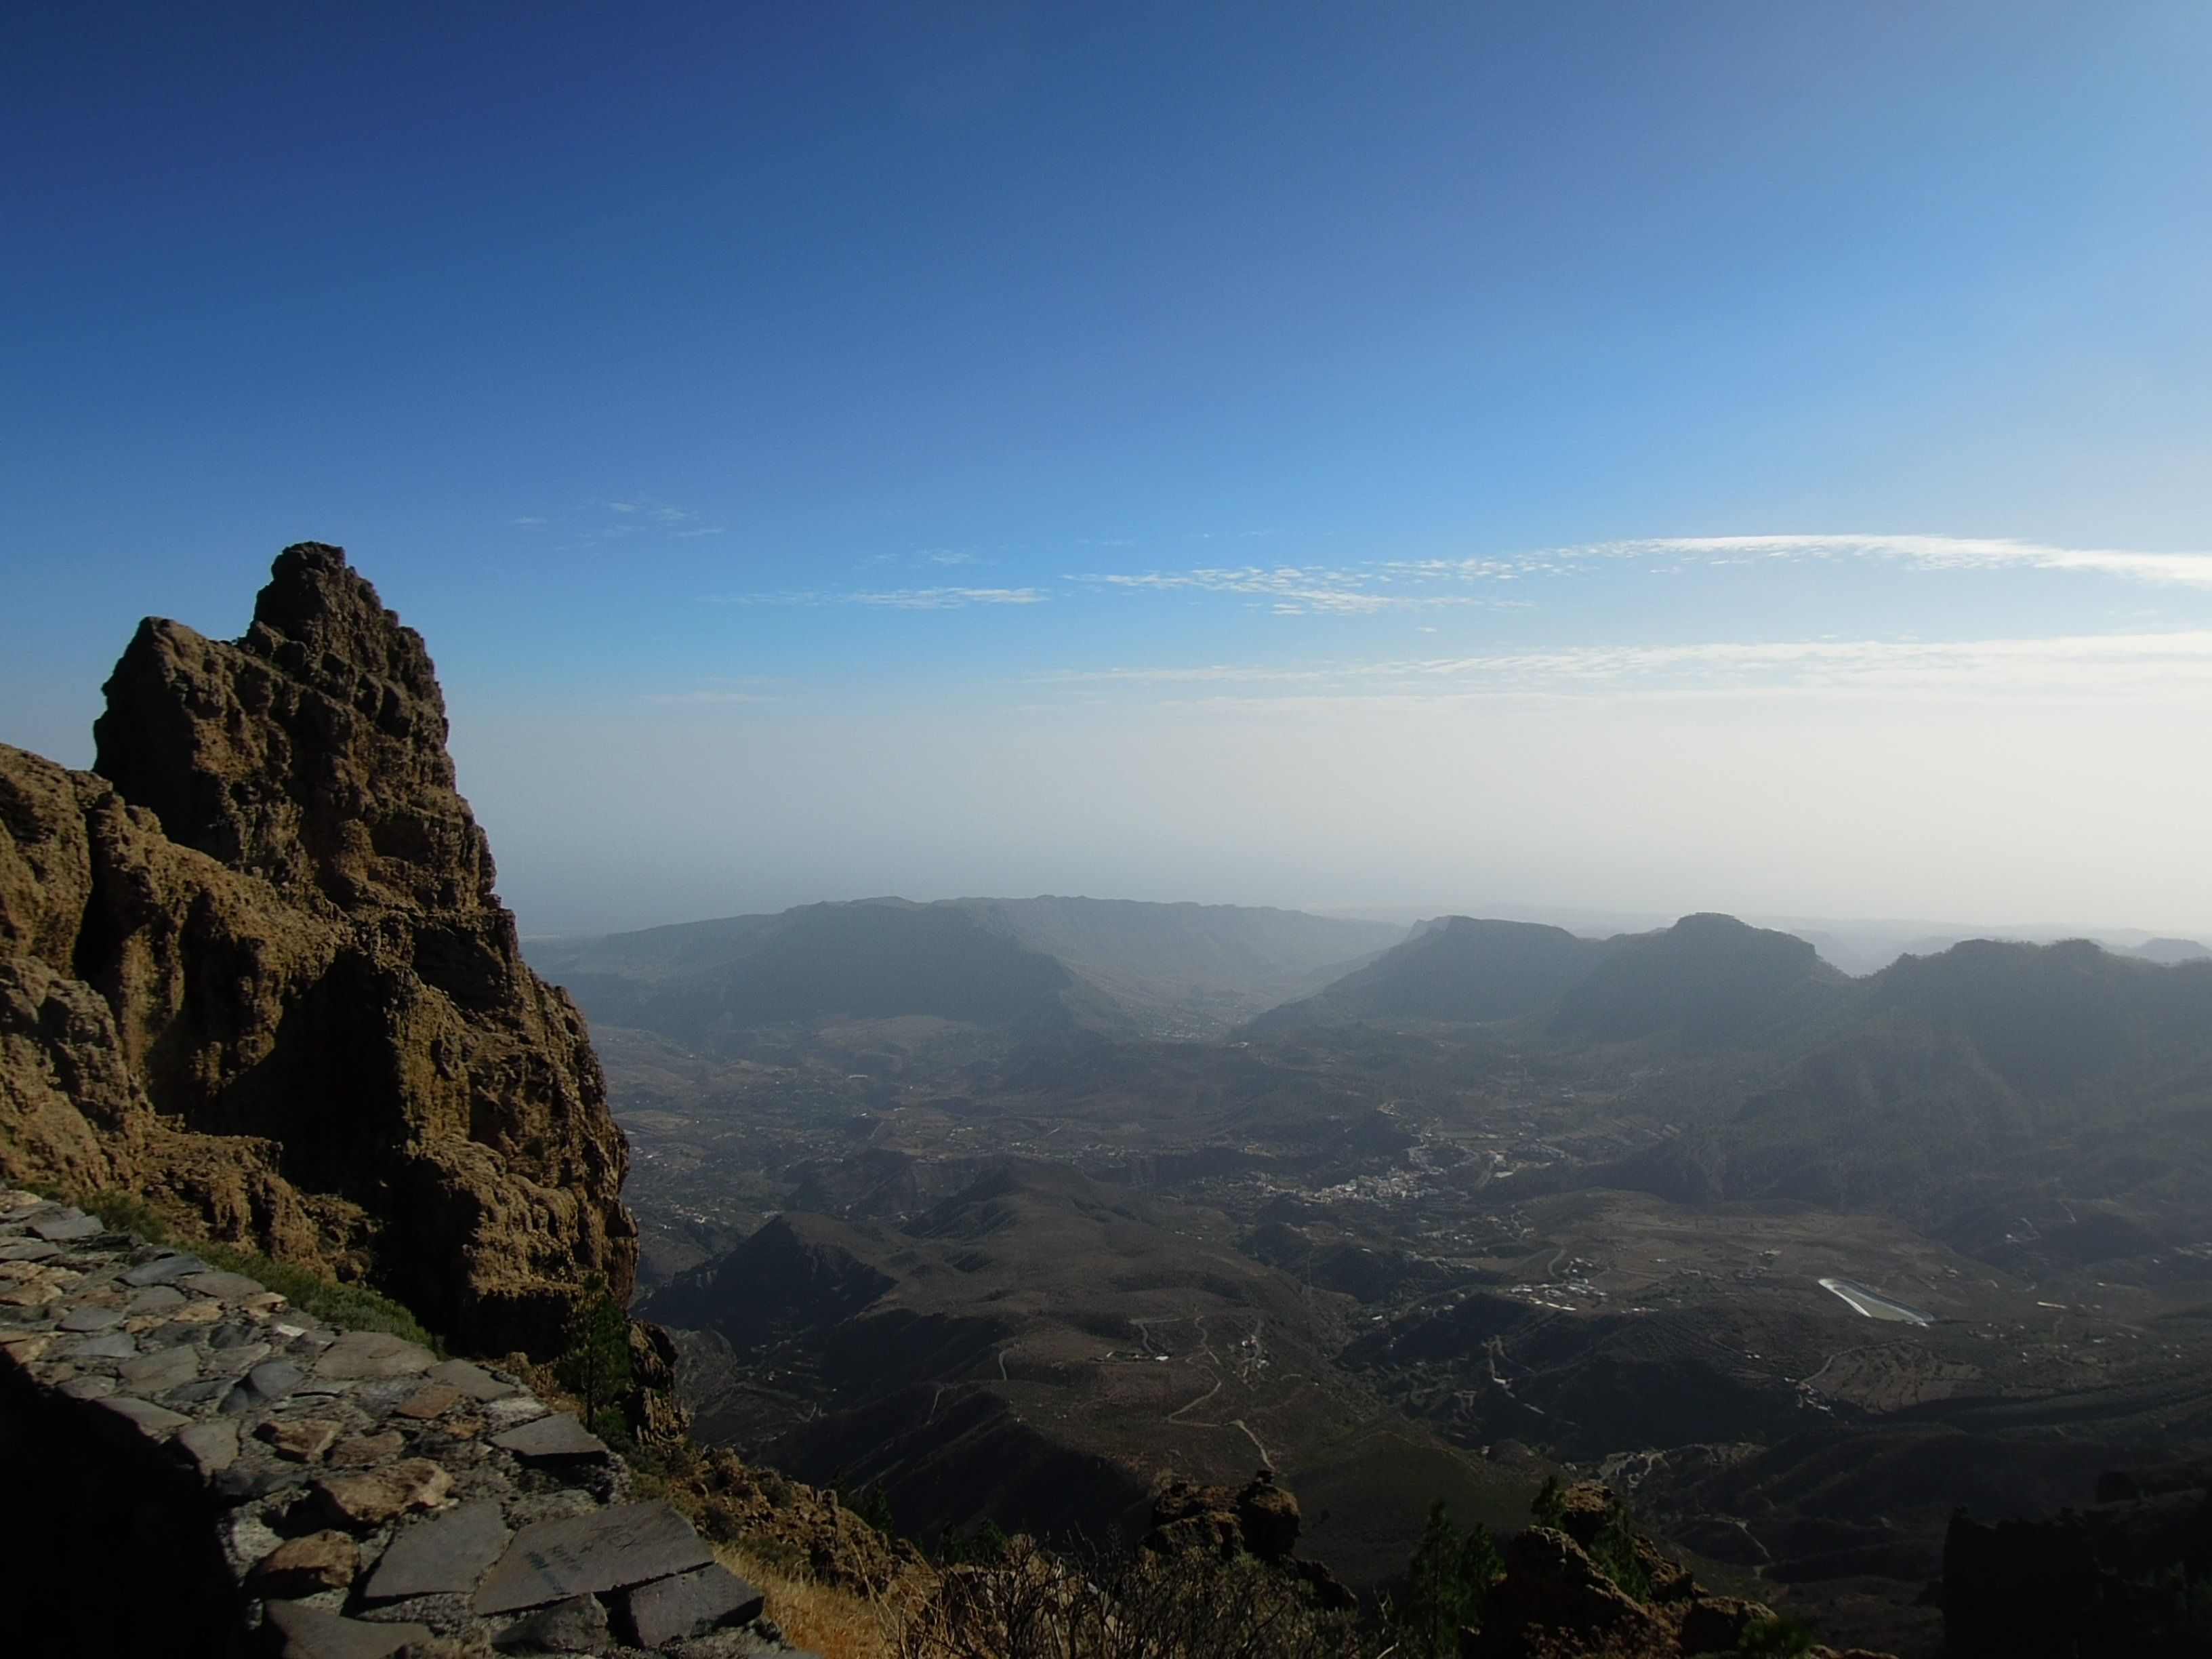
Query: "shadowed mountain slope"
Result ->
[[1549, 912, 1853, 1047], [1611, 938, 2212, 1228], [1247, 916, 1612, 1030], [640, 1157, 1527, 1586]]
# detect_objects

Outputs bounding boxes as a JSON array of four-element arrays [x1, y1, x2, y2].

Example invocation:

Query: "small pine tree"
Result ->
[[1531, 1475, 1565, 1529], [853, 1479, 896, 1535], [554, 1271, 633, 1421], [1387, 1500, 1502, 1659], [1586, 1502, 1652, 1603]]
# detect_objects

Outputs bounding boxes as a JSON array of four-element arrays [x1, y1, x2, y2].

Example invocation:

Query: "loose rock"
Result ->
[[314, 1458, 455, 1528], [258, 1417, 343, 1462], [251, 1530, 363, 1595]]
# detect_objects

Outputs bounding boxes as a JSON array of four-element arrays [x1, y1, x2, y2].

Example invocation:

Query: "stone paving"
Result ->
[[0, 1190, 790, 1659]]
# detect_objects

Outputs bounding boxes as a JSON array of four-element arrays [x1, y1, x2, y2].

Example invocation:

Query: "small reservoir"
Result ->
[[1818, 1276, 1934, 1326]]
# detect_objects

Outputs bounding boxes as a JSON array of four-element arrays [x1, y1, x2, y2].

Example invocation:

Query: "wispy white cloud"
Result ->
[[1042, 630, 2212, 703], [1068, 534, 2212, 613], [1583, 533, 2212, 588], [512, 497, 726, 545], [705, 586, 1047, 610], [1067, 565, 1513, 614]]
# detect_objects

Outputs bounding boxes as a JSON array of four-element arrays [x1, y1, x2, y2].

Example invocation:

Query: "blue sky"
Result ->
[[5, 3, 2211, 933]]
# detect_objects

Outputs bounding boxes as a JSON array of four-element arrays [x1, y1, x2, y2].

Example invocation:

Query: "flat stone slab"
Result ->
[[394, 1382, 463, 1419], [58, 1305, 125, 1332], [119, 1345, 200, 1393], [0, 1240, 62, 1262], [121, 1252, 207, 1286], [66, 1332, 142, 1359], [60, 1374, 116, 1399], [363, 1499, 512, 1600], [312, 1330, 437, 1380], [490, 1411, 606, 1462], [30, 1209, 103, 1242], [128, 1284, 188, 1315], [94, 1393, 190, 1437], [620, 1562, 766, 1647], [474, 1501, 714, 1615], [426, 1357, 517, 1401], [264, 1600, 430, 1659], [176, 1418, 241, 1474], [247, 1357, 306, 1400], [481, 1395, 547, 1431]]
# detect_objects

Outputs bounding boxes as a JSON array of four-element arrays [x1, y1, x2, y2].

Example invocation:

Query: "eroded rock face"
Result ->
[[0, 544, 634, 1355]]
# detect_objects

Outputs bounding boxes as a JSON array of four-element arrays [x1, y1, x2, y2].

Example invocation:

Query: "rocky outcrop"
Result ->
[[0, 544, 634, 1356], [0, 1189, 777, 1659], [1461, 1483, 1891, 1659], [1145, 1469, 1355, 1610]]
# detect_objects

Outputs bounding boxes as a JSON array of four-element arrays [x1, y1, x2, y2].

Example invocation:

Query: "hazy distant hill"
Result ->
[[1249, 911, 1849, 1047], [529, 895, 1401, 1044], [527, 898, 1111, 1046], [1549, 912, 1853, 1047], [1613, 937, 2212, 1230], [2123, 937, 2212, 965], [958, 895, 1403, 1029], [1246, 916, 1611, 1030]]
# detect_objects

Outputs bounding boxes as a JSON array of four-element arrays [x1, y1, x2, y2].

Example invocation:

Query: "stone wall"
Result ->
[[0, 1189, 790, 1659]]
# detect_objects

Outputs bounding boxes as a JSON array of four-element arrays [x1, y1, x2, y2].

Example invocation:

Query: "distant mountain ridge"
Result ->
[[529, 898, 1110, 1046], [1248, 916, 1612, 1030], [527, 895, 1404, 1045], [1250, 909, 1850, 1048]]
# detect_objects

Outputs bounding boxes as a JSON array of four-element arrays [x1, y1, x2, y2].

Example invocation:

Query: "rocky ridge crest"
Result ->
[[0, 544, 634, 1356]]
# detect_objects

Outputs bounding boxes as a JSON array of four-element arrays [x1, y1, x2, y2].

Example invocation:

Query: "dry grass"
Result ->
[[720, 1540, 925, 1659]]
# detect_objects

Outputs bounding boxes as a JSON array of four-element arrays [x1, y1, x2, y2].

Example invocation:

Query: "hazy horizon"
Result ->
[[7, 6, 2211, 939]]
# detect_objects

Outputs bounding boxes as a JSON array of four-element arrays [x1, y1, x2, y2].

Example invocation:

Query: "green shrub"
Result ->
[[194, 1241, 443, 1351], [80, 1189, 171, 1244], [39, 1181, 441, 1349], [1736, 1614, 1815, 1656]]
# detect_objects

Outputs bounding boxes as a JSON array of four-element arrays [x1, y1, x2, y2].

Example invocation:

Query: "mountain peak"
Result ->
[[96, 541, 486, 914]]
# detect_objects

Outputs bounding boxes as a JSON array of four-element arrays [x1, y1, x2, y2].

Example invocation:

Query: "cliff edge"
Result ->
[[0, 543, 634, 1356]]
